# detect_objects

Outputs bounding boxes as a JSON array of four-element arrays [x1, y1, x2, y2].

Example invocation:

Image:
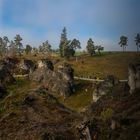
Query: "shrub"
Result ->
[[100, 108, 114, 121]]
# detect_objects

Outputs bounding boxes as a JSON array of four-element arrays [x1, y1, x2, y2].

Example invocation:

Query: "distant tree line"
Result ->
[[0, 34, 23, 58], [0, 29, 140, 59], [59, 27, 104, 58], [119, 34, 140, 52]]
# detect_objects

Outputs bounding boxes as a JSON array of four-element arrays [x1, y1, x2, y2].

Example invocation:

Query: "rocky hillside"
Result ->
[[0, 56, 140, 140], [0, 87, 82, 140]]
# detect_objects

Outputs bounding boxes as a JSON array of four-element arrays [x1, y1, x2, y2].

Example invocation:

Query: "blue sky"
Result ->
[[0, 0, 140, 51]]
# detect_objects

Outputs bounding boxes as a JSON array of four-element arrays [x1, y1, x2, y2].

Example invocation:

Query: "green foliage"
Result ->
[[70, 39, 81, 58], [59, 27, 68, 57], [0, 37, 4, 57], [100, 108, 114, 121], [0, 106, 6, 114], [86, 38, 96, 56], [0, 36, 9, 57], [8, 41, 17, 57], [25, 44, 32, 54], [14, 34, 23, 55], [39, 40, 52, 55], [59, 27, 81, 59], [96, 45, 104, 55], [119, 36, 128, 52], [135, 33, 140, 52], [70, 39, 81, 50], [32, 47, 38, 56]]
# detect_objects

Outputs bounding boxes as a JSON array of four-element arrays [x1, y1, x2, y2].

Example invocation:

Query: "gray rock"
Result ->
[[0, 62, 16, 86], [37, 59, 54, 70], [30, 61, 75, 97], [93, 75, 119, 102], [128, 61, 140, 94], [18, 59, 37, 75]]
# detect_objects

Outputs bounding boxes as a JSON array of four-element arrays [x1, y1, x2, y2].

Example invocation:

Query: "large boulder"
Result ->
[[4, 57, 19, 74], [37, 59, 54, 70], [93, 75, 119, 102], [0, 84, 7, 98], [128, 61, 140, 94], [0, 62, 16, 86], [30, 61, 75, 97], [17, 59, 37, 75]]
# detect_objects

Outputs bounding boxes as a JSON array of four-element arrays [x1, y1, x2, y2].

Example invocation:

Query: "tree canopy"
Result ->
[[86, 38, 96, 56], [135, 33, 140, 52], [119, 36, 128, 52]]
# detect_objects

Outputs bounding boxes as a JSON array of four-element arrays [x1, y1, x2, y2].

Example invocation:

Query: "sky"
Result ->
[[0, 0, 140, 51]]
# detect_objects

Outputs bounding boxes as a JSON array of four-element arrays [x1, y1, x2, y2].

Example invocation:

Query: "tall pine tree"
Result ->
[[59, 27, 68, 57]]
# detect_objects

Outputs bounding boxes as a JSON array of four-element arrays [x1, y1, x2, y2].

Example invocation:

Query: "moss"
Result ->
[[0, 78, 39, 115], [58, 80, 93, 111], [100, 108, 114, 121]]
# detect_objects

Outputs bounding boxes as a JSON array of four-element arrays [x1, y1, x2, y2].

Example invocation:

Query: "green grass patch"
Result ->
[[58, 80, 93, 112], [0, 78, 39, 116]]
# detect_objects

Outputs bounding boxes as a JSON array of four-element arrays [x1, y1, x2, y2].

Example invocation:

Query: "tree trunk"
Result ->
[[123, 46, 124, 52]]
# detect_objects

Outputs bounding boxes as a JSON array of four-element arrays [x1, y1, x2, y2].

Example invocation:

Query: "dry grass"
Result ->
[[20, 52, 140, 79], [56, 52, 140, 79], [0, 78, 40, 116], [1, 52, 139, 112]]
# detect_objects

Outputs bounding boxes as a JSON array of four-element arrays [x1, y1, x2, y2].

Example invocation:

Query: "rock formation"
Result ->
[[0, 61, 16, 86], [93, 75, 119, 102], [18, 59, 37, 75], [0, 87, 81, 140], [128, 61, 140, 94], [30, 61, 75, 97], [0, 84, 7, 98], [4, 57, 19, 74]]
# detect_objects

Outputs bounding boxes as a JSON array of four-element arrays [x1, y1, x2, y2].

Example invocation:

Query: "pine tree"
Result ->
[[59, 27, 68, 57], [14, 34, 23, 55]]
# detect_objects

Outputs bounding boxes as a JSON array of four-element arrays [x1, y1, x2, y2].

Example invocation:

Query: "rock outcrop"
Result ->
[[0, 84, 7, 98], [0, 87, 81, 140], [18, 59, 37, 75], [0, 61, 16, 86], [87, 62, 140, 140], [4, 57, 19, 74], [30, 61, 75, 97], [37, 59, 54, 70], [128, 61, 140, 94], [93, 75, 119, 102]]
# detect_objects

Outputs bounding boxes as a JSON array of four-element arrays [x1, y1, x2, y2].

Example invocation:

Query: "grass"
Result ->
[[0, 78, 93, 113], [19, 52, 140, 79], [1, 52, 139, 113], [0, 78, 39, 116], [58, 80, 93, 112], [55, 52, 140, 79]]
